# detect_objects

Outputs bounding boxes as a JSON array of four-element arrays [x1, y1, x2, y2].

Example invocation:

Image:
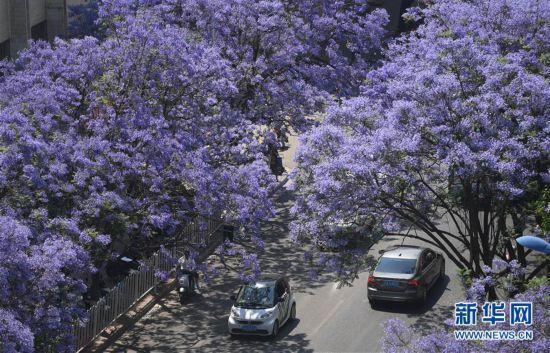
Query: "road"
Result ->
[[101, 181, 465, 353]]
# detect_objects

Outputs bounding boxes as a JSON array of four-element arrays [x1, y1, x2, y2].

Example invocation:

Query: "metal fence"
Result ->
[[74, 217, 224, 351]]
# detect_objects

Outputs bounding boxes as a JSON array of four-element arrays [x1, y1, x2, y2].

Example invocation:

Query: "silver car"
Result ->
[[228, 276, 296, 337], [367, 245, 445, 306]]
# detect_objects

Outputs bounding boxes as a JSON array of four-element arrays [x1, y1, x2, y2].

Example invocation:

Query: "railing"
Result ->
[[74, 217, 224, 351]]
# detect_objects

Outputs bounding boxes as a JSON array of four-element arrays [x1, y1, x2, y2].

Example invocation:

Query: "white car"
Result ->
[[228, 276, 296, 337]]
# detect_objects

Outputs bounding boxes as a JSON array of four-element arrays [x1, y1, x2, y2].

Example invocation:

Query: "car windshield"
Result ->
[[235, 284, 275, 309], [375, 257, 417, 274]]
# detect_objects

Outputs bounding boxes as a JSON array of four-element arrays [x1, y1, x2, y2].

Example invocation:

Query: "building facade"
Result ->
[[0, 0, 67, 59]]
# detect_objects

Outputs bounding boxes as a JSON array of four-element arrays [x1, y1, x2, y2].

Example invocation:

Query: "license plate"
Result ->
[[385, 280, 399, 287], [241, 325, 256, 331]]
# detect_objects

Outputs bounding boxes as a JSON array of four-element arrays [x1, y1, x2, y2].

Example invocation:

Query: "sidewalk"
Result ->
[[80, 240, 223, 353], [278, 131, 299, 185], [80, 279, 176, 352], [281, 133, 298, 171]]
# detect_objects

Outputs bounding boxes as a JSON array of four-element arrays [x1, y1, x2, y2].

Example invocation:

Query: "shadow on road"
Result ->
[[258, 189, 338, 295], [103, 186, 463, 353], [104, 187, 318, 353], [223, 320, 314, 353], [105, 289, 313, 353]]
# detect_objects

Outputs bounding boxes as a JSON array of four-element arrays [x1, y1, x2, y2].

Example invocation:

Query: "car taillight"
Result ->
[[368, 275, 376, 285], [408, 279, 420, 287]]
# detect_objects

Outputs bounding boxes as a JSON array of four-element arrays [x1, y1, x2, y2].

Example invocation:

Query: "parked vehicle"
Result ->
[[177, 265, 199, 303], [367, 245, 445, 306], [228, 275, 296, 337], [105, 255, 140, 284]]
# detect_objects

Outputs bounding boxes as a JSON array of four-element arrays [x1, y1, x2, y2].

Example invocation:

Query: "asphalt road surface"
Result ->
[[103, 185, 465, 353]]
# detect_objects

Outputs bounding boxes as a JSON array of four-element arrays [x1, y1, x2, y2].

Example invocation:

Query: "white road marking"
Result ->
[[311, 299, 345, 336]]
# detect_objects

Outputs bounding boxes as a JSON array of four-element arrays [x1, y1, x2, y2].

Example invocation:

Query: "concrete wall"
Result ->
[[9, 0, 30, 56], [0, 0, 67, 57], [46, 0, 67, 40], [0, 0, 10, 43], [29, 0, 46, 27]]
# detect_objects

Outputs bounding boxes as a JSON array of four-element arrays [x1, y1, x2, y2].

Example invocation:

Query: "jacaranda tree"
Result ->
[[0, 6, 275, 327], [381, 276, 549, 353], [0, 1, 389, 351], [92, 0, 390, 277], [291, 0, 549, 285], [1, 21, 270, 238], [98, 0, 388, 133], [0, 216, 91, 353]]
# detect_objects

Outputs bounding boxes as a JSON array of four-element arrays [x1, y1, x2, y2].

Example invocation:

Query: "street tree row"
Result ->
[[0, 1, 389, 351]]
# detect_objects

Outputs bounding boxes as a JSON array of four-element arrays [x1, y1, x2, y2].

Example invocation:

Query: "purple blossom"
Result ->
[[0, 216, 90, 352], [95, 234, 111, 246], [381, 284, 550, 353], [0, 309, 34, 353], [380, 318, 413, 353], [291, 0, 550, 282], [98, 0, 388, 131], [154, 270, 170, 282]]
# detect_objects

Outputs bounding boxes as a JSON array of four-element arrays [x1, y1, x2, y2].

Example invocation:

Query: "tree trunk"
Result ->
[[512, 212, 527, 266]]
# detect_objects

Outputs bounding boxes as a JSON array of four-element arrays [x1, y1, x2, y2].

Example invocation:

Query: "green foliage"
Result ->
[[540, 52, 550, 66], [458, 267, 473, 288], [533, 187, 550, 233], [526, 276, 548, 290]]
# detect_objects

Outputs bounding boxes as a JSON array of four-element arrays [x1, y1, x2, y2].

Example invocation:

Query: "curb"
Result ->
[[79, 278, 176, 353], [79, 239, 223, 353]]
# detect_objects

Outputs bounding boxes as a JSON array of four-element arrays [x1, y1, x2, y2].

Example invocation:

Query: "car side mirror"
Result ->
[[378, 249, 385, 255], [230, 295, 236, 301]]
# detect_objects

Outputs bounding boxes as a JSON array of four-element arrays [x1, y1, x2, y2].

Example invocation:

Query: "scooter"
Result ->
[[177, 265, 200, 303], [178, 272, 192, 303]]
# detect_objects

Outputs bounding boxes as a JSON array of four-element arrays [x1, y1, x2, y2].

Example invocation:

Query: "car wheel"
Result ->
[[418, 287, 427, 305], [271, 320, 279, 338], [369, 299, 378, 309], [290, 303, 296, 320]]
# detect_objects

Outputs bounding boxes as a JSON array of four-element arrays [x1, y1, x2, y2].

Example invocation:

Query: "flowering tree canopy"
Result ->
[[98, 0, 388, 132], [291, 0, 549, 283], [66, 0, 103, 39], [0, 216, 91, 353], [0, 7, 278, 310], [90, 0, 390, 279], [381, 280, 549, 353], [0, 4, 390, 344], [0, 12, 274, 244]]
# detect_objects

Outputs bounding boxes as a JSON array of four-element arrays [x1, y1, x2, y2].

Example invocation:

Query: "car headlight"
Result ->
[[231, 307, 241, 318], [259, 310, 275, 319]]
